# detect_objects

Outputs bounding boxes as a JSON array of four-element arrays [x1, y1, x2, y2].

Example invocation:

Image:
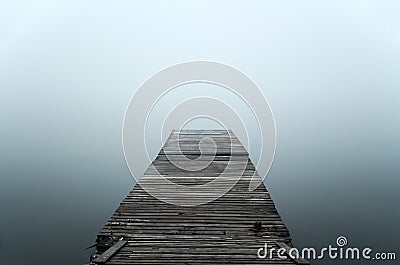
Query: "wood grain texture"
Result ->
[[92, 130, 303, 264]]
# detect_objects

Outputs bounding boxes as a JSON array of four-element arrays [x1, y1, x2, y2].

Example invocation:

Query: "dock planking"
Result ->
[[90, 130, 306, 264]]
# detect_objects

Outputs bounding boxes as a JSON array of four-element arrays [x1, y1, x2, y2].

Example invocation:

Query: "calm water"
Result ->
[[1, 105, 398, 264], [1, 1, 399, 264]]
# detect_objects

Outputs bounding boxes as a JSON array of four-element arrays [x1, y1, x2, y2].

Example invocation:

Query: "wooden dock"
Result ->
[[90, 130, 307, 264]]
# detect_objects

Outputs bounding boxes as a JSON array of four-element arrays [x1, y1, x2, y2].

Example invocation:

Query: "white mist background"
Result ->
[[1, 1, 399, 264]]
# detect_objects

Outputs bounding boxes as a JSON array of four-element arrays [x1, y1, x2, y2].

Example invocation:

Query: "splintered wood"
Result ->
[[92, 130, 302, 264]]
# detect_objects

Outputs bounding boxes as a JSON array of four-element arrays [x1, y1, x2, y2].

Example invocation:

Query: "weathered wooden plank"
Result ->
[[92, 240, 127, 264], [91, 130, 303, 264]]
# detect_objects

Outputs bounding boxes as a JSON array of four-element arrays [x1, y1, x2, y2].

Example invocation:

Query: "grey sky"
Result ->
[[0, 1, 399, 265]]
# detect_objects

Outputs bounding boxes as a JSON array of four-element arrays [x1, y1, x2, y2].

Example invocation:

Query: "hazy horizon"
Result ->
[[1, 1, 399, 264]]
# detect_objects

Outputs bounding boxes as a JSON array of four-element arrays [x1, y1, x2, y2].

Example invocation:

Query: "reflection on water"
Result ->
[[0, 122, 398, 264]]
